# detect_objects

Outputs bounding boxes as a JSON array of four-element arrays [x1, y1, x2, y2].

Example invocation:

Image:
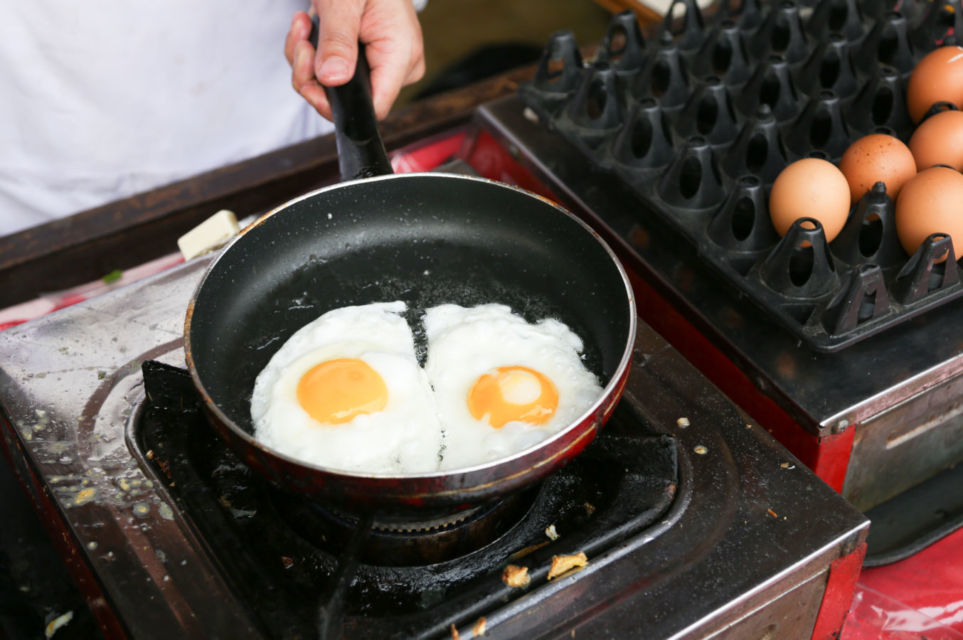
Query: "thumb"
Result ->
[[313, 0, 365, 87]]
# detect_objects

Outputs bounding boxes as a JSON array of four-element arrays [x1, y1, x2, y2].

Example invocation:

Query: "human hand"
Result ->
[[285, 0, 425, 121]]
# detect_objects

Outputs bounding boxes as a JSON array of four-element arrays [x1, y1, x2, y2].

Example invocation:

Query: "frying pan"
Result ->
[[184, 40, 636, 513]]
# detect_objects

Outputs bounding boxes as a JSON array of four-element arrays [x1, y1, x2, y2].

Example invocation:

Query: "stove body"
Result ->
[[0, 255, 866, 638]]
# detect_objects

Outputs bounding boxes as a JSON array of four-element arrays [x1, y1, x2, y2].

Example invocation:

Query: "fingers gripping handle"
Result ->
[[309, 15, 393, 180]]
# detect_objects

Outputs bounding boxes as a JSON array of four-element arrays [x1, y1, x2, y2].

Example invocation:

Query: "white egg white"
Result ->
[[250, 301, 443, 474], [424, 303, 603, 471]]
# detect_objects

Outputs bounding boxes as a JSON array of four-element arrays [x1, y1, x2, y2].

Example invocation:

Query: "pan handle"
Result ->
[[308, 16, 394, 180]]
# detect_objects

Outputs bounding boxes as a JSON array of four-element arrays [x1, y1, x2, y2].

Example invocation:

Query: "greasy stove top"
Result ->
[[0, 252, 867, 639]]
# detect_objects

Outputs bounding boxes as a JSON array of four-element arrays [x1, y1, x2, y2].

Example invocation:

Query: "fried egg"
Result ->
[[250, 301, 443, 474], [424, 304, 603, 471]]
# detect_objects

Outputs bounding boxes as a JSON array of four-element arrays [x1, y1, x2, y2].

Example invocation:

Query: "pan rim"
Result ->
[[184, 172, 637, 481]]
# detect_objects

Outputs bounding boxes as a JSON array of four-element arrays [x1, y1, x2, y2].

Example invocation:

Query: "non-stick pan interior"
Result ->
[[188, 174, 633, 434]]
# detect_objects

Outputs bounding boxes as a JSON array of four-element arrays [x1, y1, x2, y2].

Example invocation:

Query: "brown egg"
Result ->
[[769, 158, 851, 242], [895, 166, 963, 261], [908, 109, 963, 170], [839, 134, 917, 204], [907, 46, 963, 123]]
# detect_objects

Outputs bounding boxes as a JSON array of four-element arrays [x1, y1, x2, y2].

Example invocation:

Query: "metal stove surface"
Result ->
[[0, 256, 867, 638]]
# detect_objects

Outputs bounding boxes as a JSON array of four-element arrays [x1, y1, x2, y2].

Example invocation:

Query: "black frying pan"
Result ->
[[184, 37, 635, 513]]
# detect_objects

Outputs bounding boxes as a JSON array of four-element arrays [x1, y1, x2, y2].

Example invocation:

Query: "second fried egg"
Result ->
[[424, 303, 603, 471]]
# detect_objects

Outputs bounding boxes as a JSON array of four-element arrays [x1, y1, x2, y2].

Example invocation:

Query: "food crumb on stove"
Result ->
[[676, 417, 690, 428], [101, 269, 124, 284], [694, 445, 708, 455], [547, 552, 588, 580], [583, 501, 596, 516], [502, 564, 531, 588], [780, 462, 796, 469], [281, 556, 294, 569], [767, 508, 779, 518], [545, 524, 559, 541], [44, 610, 74, 639], [72, 488, 96, 506], [450, 623, 463, 640], [472, 617, 487, 636]]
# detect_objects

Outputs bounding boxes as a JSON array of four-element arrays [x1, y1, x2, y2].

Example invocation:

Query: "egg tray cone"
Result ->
[[518, 0, 963, 352]]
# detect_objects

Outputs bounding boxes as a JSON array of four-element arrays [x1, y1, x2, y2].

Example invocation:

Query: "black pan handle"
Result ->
[[308, 15, 393, 180]]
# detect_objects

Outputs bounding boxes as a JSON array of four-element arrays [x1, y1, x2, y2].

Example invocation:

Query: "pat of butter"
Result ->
[[177, 210, 240, 260]]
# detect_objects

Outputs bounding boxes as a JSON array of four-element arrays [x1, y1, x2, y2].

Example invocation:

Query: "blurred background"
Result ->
[[397, 0, 616, 106]]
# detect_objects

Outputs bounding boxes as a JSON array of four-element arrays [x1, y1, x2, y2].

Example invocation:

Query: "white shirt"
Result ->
[[0, 1, 332, 237]]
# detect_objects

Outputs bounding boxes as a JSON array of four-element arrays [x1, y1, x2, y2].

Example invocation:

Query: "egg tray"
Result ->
[[518, 0, 963, 352]]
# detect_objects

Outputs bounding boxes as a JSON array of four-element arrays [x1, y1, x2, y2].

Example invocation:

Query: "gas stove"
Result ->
[[0, 254, 866, 638]]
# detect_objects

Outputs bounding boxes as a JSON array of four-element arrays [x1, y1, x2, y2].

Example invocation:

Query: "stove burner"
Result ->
[[327, 497, 513, 533], [134, 360, 679, 637], [272, 489, 537, 566]]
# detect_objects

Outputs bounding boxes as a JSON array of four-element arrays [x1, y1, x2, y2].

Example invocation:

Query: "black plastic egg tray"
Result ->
[[519, 0, 963, 351]]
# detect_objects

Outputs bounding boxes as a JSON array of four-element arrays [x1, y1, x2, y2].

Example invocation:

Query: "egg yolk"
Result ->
[[467, 366, 558, 428], [296, 358, 387, 424]]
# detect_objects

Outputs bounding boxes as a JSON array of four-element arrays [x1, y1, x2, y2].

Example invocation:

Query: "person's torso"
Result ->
[[0, 0, 330, 235]]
